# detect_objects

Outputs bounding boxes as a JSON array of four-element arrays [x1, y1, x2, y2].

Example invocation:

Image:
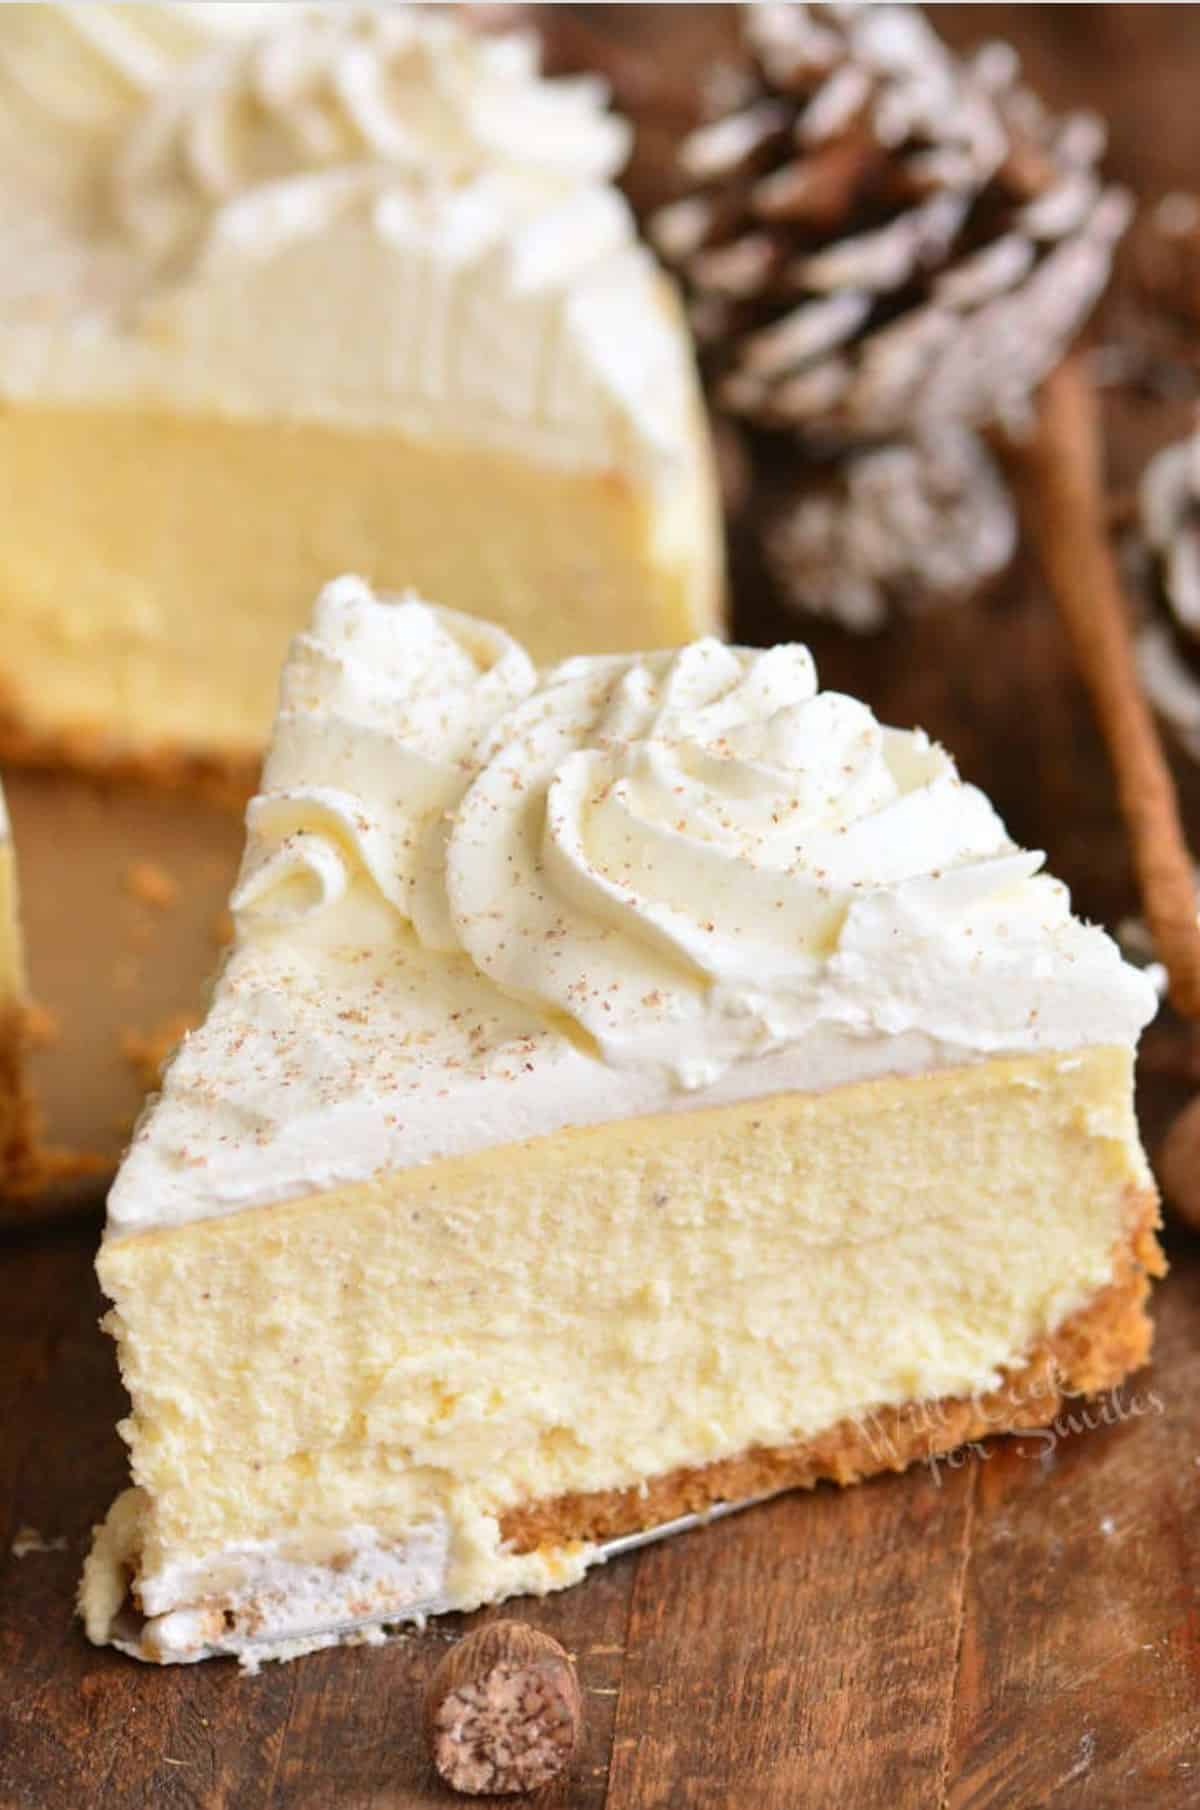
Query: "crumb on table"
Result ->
[[124, 860, 179, 910]]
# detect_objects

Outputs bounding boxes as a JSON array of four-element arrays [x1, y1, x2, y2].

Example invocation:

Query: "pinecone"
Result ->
[[1135, 418, 1200, 760], [650, 1, 1131, 627], [1136, 195, 1200, 342], [764, 426, 1015, 631], [1106, 193, 1200, 402]]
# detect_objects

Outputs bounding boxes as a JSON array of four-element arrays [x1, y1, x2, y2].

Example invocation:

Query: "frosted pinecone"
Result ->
[[1136, 419, 1200, 758], [765, 427, 1015, 631], [650, 2, 1130, 626]]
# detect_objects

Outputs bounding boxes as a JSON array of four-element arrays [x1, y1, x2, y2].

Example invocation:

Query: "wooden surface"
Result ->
[[3, 7, 1200, 1807]]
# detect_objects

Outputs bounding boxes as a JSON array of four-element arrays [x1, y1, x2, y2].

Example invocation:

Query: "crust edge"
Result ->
[[0, 696, 257, 811]]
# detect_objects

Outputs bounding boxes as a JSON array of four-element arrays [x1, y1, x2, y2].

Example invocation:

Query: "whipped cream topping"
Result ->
[[108, 581, 1157, 1231], [0, 7, 692, 479], [113, 10, 628, 264], [0, 4, 273, 143], [0, 1, 274, 304]]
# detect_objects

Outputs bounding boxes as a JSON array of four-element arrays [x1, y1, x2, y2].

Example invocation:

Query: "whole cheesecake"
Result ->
[[82, 580, 1163, 1667], [0, 780, 33, 1188], [0, 6, 720, 786]]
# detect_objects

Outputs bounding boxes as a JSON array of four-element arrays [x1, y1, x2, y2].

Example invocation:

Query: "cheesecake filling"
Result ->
[[87, 1047, 1154, 1664], [0, 406, 716, 757]]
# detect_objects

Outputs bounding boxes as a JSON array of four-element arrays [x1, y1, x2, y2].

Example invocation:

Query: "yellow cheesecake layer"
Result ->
[[0, 403, 721, 771], [96, 1045, 1156, 1630]]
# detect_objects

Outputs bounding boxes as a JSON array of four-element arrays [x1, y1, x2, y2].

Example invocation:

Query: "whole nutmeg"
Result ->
[[424, 1620, 582, 1797], [1157, 1093, 1200, 1232]]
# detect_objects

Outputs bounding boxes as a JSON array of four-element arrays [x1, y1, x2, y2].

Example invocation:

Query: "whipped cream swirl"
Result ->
[[112, 8, 630, 264], [234, 580, 1155, 1089], [237, 582, 536, 946]]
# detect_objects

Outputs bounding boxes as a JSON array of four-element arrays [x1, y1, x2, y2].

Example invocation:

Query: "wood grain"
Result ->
[[605, 1465, 979, 1810], [947, 1262, 1200, 1810], [3, 8, 1200, 1810]]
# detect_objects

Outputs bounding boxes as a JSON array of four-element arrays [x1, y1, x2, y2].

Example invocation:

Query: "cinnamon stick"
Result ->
[[1005, 353, 1200, 1018]]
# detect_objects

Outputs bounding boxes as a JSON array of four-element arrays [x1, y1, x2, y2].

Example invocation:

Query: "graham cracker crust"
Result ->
[[0, 695, 257, 812], [501, 1194, 1165, 1553]]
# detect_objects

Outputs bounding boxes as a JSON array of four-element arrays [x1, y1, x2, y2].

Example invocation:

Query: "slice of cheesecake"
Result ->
[[82, 579, 1163, 1667], [0, 7, 720, 786], [0, 780, 33, 1188]]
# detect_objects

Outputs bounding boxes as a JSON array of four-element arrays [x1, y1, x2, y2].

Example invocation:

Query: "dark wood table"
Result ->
[[3, 8, 1200, 1806]]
